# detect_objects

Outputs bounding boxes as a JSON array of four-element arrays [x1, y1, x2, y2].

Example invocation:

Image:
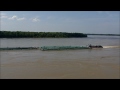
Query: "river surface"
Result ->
[[0, 35, 120, 79]]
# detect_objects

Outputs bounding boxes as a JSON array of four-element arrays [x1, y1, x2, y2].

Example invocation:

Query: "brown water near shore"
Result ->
[[1, 48, 119, 79], [1, 60, 119, 79]]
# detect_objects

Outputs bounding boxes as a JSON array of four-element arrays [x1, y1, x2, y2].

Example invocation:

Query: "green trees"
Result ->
[[0, 31, 87, 38]]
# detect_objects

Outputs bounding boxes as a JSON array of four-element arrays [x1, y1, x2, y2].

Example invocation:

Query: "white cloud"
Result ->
[[32, 18, 40, 22], [8, 15, 25, 21], [8, 15, 18, 20]]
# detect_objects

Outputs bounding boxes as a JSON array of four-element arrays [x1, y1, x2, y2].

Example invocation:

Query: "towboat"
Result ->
[[88, 45, 103, 48]]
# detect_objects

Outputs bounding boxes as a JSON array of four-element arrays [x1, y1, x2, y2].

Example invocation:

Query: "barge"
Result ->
[[40, 45, 103, 51], [0, 47, 39, 50], [0, 45, 103, 51]]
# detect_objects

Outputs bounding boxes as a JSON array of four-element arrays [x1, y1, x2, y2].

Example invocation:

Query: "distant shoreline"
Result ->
[[86, 34, 120, 36]]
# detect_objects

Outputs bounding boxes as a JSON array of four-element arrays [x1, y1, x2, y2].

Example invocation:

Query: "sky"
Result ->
[[0, 11, 119, 34]]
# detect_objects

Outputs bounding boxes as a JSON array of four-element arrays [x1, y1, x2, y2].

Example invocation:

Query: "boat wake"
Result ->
[[103, 46, 120, 48]]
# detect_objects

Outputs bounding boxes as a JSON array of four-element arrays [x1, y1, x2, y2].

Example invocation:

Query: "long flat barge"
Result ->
[[0, 47, 39, 50], [40, 46, 90, 51], [0, 45, 103, 51]]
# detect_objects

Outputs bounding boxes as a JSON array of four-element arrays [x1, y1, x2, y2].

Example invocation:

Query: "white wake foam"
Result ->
[[103, 46, 120, 48]]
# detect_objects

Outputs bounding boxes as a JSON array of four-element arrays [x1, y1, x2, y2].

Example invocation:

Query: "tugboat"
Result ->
[[89, 44, 103, 49]]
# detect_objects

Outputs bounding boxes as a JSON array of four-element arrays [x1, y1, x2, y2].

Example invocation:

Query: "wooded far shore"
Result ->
[[0, 31, 119, 38], [0, 31, 87, 38]]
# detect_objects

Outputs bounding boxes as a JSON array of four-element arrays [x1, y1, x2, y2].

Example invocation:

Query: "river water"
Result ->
[[0, 35, 120, 79]]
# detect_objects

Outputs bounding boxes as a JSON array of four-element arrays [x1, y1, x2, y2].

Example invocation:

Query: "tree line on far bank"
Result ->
[[0, 31, 87, 38]]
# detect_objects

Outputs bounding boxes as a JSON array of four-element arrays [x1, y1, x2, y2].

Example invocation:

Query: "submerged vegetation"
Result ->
[[0, 31, 87, 38]]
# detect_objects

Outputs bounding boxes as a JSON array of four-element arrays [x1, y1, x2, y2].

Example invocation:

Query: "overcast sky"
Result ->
[[1, 11, 119, 34]]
